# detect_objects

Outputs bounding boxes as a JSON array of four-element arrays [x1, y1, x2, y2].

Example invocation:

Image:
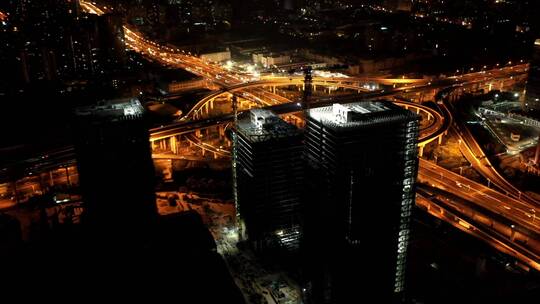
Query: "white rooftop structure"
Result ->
[[309, 101, 397, 128], [236, 109, 300, 142], [75, 98, 144, 121]]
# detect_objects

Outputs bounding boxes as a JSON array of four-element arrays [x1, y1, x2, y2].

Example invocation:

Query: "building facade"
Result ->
[[74, 98, 157, 237], [303, 101, 419, 303], [200, 49, 231, 63], [525, 39, 540, 115], [233, 109, 304, 251]]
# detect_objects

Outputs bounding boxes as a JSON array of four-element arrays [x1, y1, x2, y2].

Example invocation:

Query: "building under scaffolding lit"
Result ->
[[303, 100, 420, 303], [233, 109, 304, 252]]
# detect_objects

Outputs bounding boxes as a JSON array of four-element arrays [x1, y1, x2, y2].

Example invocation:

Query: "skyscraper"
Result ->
[[303, 101, 419, 303], [525, 38, 540, 115], [68, 13, 126, 78], [233, 109, 304, 251], [74, 98, 157, 238]]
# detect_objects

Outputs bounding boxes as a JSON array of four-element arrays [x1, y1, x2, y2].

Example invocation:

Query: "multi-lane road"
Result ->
[[418, 159, 539, 234], [448, 104, 539, 206]]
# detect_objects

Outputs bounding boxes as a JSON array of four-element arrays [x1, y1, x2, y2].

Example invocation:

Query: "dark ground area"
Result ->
[[408, 209, 540, 304], [0, 211, 245, 302]]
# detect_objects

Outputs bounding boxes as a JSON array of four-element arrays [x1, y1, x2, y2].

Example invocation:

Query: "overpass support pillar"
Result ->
[[428, 113, 433, 121], [214, 152, 218, 159], [210, 99, 214, 110], [170, 136, 178, 154], [65, 167, 70, 187], [201, 148, 206, 157], [11, 181, 19, 204], [438, 135, 443, 145], [151, 140, 157, 152], [49, 171, 54, 187], [510, 227, 516, 242], [159, 140, 166, 151], [416, 108, 420, 114], [218, 125, 225, 137], [419, 145, 424, 157], [195, 129, 201, 137]]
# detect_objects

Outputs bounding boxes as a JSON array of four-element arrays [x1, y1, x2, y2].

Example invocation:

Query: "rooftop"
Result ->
[[75, 98, 144, 121], [236, 109, 301, 143], [308, 100, 418, 129]]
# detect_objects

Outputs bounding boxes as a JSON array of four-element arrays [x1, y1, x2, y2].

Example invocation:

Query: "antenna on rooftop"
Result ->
[[303, 65, 313, 117]]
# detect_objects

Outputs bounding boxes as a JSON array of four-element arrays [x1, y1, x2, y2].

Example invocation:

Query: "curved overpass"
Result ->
[[395, 101, 446, 146], [438, 91, 539, 206], [182, 77, 427, 120], [261, 75, 428, 85], [166, 98, 448, 157]]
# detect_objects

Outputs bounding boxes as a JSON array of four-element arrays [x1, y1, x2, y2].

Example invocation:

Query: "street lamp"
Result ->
[[510, 224, 516, 241]]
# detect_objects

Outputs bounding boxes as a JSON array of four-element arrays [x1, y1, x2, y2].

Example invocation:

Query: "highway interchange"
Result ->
[[16, 0, 533, 271]]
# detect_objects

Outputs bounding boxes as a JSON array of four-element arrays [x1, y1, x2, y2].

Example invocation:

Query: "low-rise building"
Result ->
[[252, 52, 291, 68], [157, 69, 209, 95], [200, 49, 231, 63]]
